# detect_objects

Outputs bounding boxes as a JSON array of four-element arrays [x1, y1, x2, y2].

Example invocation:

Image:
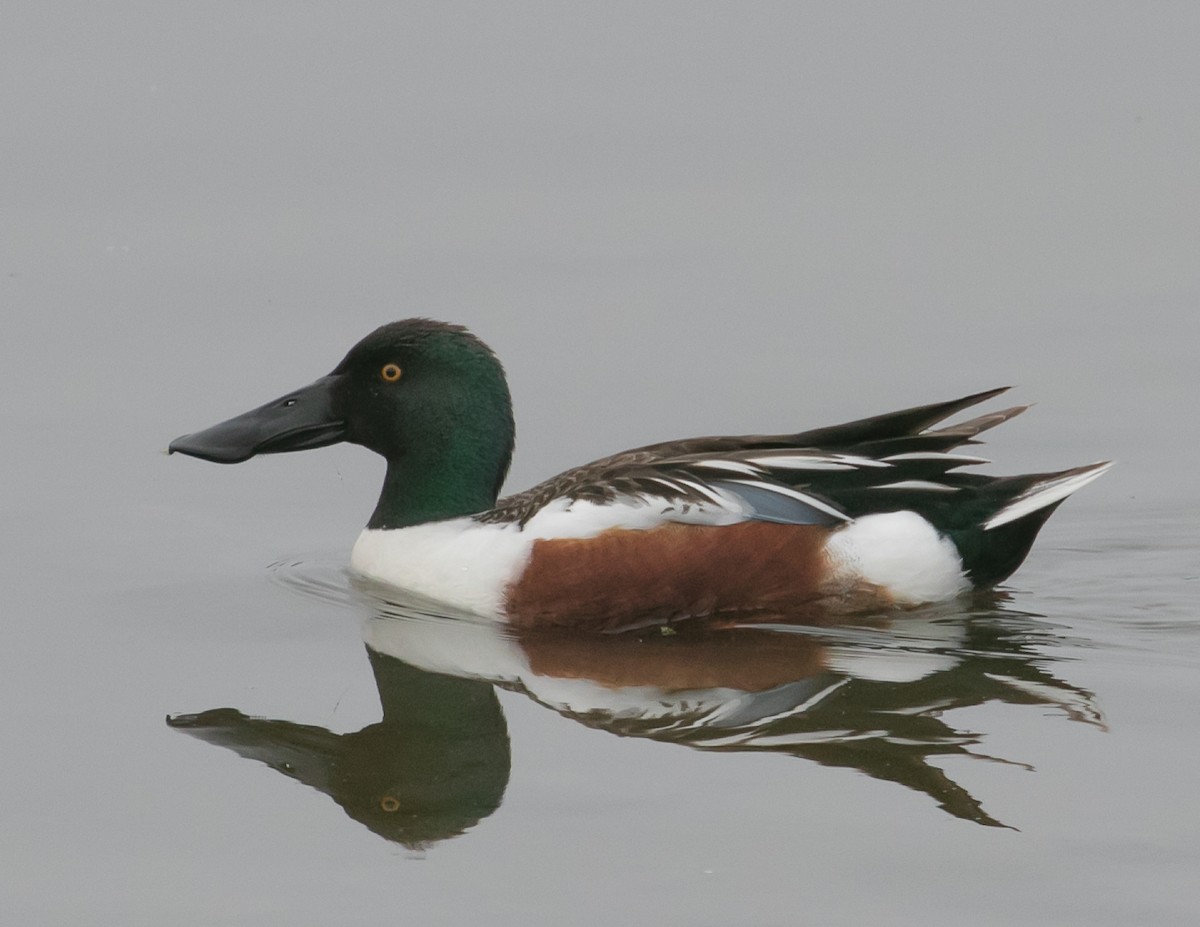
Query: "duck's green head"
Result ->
[[170, 319, 515, 528]]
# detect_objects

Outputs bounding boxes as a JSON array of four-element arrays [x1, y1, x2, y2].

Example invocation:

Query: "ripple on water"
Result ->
[[267, 554, 361, 610]]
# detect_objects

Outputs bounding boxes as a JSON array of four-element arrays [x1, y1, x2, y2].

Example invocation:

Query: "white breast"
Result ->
[[350, 494, 747, 619], [351, 519, 528, 620]]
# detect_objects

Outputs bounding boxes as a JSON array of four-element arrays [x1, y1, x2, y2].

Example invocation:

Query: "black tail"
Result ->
[[948, 462, 1112, 586]]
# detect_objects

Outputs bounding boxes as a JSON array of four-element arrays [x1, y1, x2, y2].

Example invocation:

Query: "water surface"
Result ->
[[3, 4, 1198, 924]]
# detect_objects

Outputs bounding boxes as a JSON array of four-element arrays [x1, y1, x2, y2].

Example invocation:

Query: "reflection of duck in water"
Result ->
[[518, 621, 1098, 829], [360, 592, 1101, 829], [169, 588, 1101, 842], [170, 319, 1109, 631], [168, 648, 509, 850]]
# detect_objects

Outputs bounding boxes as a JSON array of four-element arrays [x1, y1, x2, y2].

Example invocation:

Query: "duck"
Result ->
[[169, 318, 1110, 631]]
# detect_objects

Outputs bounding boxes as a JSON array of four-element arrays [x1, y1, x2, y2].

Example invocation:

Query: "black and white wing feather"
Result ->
[[481, 388, 1026, 528]]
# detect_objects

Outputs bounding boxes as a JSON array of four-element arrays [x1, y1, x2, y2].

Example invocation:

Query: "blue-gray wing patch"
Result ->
[[707, 478, 847, 526]]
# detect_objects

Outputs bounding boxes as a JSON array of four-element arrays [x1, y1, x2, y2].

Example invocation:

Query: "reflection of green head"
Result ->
[[346, 648, 511, 848], [168, 647, 510, 850]]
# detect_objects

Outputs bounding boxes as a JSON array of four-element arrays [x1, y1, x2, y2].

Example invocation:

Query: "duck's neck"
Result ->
[[367, 422, 514, 530]]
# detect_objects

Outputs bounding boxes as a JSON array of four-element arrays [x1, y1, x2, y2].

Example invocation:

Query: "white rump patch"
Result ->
[[824, 511, 968, 605]]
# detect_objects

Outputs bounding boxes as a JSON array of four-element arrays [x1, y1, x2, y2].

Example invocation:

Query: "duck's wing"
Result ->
[[483, 388, 1024, 528], [480, 447, 856, 528]]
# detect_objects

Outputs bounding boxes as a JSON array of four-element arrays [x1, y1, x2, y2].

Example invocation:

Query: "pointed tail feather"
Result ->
[[949, 461, 1112, 586], [983, 461, 1113, 530], [798, 398, 1029, 466], [927, 404, 1032, 447], [788, 387, 1013, 448]]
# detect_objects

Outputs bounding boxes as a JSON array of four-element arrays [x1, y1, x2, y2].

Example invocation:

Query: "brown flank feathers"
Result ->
[[504, 521, 890, 632]]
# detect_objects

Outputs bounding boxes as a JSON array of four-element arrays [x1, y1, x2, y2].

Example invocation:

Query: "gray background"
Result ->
[[2, 4, 1197, 925]]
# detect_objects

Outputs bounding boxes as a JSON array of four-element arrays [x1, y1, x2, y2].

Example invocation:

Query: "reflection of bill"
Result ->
[[170, 591, 1102, 848], [169, 649, 509, 850]]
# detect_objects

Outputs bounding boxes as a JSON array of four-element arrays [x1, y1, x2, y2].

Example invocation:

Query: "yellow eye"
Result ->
[[380, 796, 401, 812], [380, 363, 403, 383]]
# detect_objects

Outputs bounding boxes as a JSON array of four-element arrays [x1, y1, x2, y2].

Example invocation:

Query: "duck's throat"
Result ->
[[368, 452, 506, 529]]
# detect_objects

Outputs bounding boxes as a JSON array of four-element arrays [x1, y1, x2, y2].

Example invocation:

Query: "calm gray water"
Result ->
[[3, 5, 1198, 924]]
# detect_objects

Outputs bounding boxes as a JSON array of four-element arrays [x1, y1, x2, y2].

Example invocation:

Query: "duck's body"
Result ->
[[170, 319, 1109, 630], [351, 511, 965, 629]]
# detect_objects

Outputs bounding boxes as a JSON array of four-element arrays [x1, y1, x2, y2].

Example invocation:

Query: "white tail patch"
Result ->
[[983, 461, 1113, 530]]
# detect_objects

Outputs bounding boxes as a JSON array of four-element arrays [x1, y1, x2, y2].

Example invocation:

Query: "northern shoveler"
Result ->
[[169, 318, 1110, 630]]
